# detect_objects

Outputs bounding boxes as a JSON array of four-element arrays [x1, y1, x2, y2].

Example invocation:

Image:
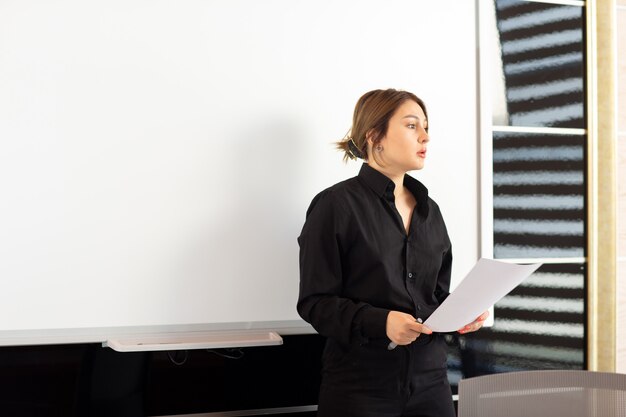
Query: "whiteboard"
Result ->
[[0, 0, 479, 344]]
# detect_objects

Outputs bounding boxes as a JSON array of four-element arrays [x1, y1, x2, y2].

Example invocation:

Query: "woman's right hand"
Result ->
[[386, 311, 432, 346]]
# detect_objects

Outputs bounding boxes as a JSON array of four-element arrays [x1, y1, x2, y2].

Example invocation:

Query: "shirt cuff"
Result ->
[[355, 306, 390, 339]]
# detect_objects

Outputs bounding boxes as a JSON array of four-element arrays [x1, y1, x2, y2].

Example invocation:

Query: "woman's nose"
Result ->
[[419, 129, 429, 144]]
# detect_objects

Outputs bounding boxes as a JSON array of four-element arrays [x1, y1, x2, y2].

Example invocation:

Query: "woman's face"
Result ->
[[375, 99, 429, 172]]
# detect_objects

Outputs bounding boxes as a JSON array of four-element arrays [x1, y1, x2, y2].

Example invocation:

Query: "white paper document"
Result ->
[[424, 258, 541, 332]]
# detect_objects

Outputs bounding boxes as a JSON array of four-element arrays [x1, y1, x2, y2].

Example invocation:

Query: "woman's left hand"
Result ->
[[458, 310, 489, 334]]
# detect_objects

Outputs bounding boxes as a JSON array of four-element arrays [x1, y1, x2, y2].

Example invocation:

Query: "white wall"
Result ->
[[0, 0, 479, 341]]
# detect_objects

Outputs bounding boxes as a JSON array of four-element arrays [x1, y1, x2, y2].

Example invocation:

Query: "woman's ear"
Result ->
[[365, 129, 375, 147]]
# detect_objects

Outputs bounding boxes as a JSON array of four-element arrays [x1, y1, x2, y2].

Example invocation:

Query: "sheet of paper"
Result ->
[[424, 258, 541, 332]]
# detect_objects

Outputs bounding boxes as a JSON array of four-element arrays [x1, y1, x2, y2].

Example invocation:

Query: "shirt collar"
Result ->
[[358, 163, 430, 216]]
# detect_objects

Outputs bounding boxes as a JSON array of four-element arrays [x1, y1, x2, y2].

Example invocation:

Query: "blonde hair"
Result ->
[[337, 89, 428, 163]]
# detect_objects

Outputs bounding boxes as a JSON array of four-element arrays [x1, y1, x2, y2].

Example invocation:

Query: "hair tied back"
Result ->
[[347, 137, 365, 160]]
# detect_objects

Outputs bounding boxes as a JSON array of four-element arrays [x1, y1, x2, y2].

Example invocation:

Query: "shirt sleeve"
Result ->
[[434, 245, 452, 304], [296, 190, 389, 347]]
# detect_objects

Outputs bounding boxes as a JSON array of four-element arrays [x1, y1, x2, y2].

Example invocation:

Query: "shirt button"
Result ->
[[408, 273, 413, 278]]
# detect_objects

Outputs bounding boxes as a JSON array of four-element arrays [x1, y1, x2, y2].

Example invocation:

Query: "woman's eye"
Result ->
[[408, 124, 416, 129]]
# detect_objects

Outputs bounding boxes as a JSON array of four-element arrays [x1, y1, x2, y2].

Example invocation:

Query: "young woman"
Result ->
[[297, 89, 488, 417]]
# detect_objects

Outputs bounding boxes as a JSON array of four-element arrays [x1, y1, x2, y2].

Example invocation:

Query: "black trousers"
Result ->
[[317, 334, 455, 417]]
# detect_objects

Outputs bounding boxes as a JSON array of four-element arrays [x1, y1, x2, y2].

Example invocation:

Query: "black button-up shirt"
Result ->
[[297, 163, 452, 348]]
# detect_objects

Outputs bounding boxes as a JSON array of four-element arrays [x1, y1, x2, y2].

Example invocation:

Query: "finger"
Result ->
[[401, 328, 421, 339], [420, 324, 433, 334], [459, 322, 474, 332], [407, 322, 432, 334], [396, 333, 418, 345], [462, 315, 485, 329], [461, 321, 485, 333], [469, 321, 483, 332], [407, 334, 419, 343]]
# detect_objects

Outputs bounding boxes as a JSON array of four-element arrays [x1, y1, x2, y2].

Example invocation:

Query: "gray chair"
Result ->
[[458, 370, 626, 417]]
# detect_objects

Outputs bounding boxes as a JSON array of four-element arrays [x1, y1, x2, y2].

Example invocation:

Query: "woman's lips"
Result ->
[[417, 151, 427, 158]]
